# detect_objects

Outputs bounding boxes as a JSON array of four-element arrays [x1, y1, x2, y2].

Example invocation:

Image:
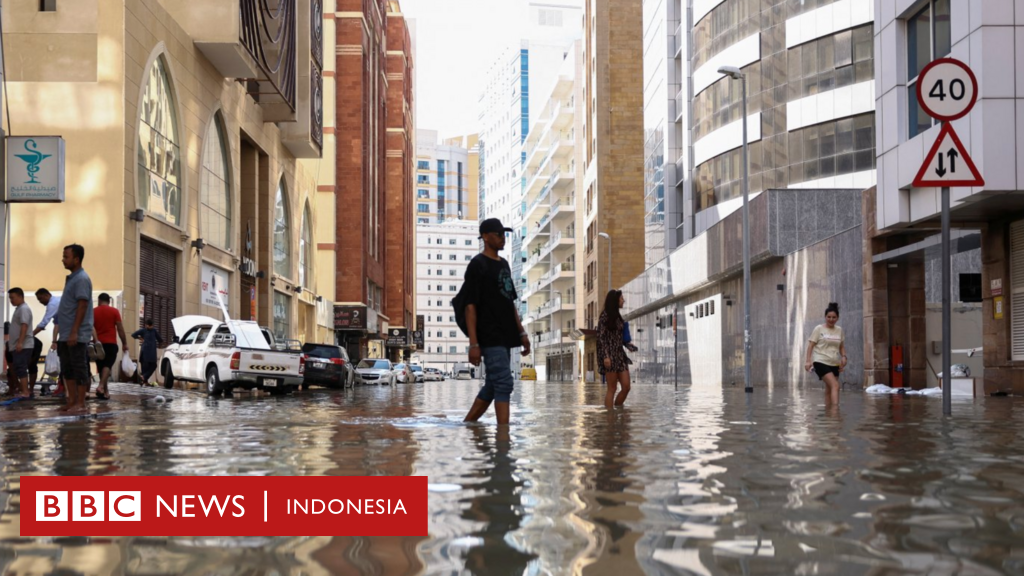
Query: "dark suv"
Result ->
[[301, 344, 354, 389]]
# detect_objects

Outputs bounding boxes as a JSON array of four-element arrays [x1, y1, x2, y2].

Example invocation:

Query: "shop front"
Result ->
[[335, 304, 379, 362]]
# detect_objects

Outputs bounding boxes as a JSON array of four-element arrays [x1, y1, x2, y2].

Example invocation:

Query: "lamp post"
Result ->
[[598, 232, 612, 292], [717, 65, 753, 394]]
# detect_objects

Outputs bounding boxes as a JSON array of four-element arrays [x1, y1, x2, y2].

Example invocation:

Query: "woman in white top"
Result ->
[[804, 302, 846, 404]]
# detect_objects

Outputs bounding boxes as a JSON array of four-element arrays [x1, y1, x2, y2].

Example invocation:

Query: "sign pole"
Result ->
[[941, 186, 952, 416]]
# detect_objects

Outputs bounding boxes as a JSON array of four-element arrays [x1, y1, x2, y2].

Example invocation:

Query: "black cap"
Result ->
[[479, 218, 513, 237]]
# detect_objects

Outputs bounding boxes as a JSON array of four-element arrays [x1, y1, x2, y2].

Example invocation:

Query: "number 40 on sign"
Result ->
[[912, 58, 984, 188]]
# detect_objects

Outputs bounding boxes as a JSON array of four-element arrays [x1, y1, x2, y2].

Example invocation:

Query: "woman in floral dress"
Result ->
[[598, 289, 631, 408]]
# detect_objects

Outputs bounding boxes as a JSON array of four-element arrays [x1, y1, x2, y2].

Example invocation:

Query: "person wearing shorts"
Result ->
[[93, 293, 129, 400], [56, 244, 94, 413], [461, 218, 531, 426], [7, 288, 35, 398], [804, 302, 846, 405]]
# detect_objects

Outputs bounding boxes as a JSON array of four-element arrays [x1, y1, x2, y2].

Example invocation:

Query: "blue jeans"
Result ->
[[477, 346, 514, 403]]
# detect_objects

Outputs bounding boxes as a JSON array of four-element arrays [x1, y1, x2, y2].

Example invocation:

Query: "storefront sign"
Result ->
[[6, 136, 65, 203], [991, 278, 1003, 297], [334, 305, 367, 330], [412, 329, 424, 348], [386, 328, 408, 348], [239, 222, 259, 278], [201, 264, 231, 308], [995, 296, 1004, 320]]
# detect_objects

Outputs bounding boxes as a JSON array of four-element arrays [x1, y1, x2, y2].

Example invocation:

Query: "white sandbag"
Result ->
[[865, 384, 892, 394], [920, 387, 943, 396]]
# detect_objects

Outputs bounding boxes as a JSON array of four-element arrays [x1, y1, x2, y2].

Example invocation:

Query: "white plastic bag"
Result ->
[[44, 349, 60, 376], [121, 354, 137, 378]]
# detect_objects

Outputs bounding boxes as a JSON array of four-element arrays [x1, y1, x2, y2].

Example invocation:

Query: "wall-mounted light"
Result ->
[[316, 295, 324, 302], [128, 209, 145, 222], [256, 271, 266, 279], [776, 284, 784, 291], [293, 286, 303, 294], [191, 238, 206, 251]]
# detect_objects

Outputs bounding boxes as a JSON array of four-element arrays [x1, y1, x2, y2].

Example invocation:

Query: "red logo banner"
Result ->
[[20, 476, 427, 537]]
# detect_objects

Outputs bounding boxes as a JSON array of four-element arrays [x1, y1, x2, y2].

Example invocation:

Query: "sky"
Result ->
[[401, 0, 527, 140]]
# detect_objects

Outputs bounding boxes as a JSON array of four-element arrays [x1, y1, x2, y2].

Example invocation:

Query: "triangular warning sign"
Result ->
[[913, 122, 984, 187]]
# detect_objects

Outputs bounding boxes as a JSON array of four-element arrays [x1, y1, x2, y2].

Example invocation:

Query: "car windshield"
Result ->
[[301, 344, 340, 358], [395, 364, 406, 369], [411, 366, 423, 372], [358, 360, 390, 370]]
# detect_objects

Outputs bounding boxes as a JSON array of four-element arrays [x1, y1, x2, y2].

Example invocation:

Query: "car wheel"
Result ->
[[162, 362, 175, 390], [206, 366, 223, 396]]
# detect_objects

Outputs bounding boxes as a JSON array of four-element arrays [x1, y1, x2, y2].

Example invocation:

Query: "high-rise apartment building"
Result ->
[[334, 0, 415, 362], [477, 1, 583, 329], [521, 43, 580, 381], [415, 130, 477, 224], [576, 0, 646, 377], [415, 220, 480, 372]]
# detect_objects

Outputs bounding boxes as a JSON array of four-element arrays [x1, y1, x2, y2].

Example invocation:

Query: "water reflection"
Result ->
[[0, 383, 1020, 574]]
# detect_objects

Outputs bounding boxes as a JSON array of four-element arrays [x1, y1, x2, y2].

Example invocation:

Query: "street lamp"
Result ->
[[718, 65, 753, 394], [597, 232, 612, 292]]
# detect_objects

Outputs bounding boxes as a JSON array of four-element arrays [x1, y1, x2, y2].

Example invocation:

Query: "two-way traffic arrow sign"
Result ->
[[912, 122, 984, 187]]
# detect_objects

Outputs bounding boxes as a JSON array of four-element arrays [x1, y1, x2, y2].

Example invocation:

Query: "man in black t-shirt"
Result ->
[[462, 218, 531, 425]]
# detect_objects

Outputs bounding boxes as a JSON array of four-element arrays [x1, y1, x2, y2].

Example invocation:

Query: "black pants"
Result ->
[[141, 360, 157, 381]]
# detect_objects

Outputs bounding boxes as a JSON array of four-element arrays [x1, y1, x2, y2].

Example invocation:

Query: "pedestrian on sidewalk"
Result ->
[[598, 290, 631, 408], [31, 288, 61, 396], [7, 289, 34, 399], [461, 218, 531, 426], [93, 293, 129, 400], [804, 302, 846, 405], [56, 244, 95, 413], [132, 319, 163, 386]]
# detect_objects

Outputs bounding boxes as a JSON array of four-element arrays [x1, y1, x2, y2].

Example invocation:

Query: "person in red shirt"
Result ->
[[92, 293, 129, 400]]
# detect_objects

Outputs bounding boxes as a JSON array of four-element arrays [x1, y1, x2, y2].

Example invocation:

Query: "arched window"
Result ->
[[137, 55, 182, 225], [273, 179, 291, 278], [200, 114, 231, 249], [299, 203, 313, 288]]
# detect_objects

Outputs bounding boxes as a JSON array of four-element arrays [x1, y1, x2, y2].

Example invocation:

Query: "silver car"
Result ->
[[355, 359, 395, 386]]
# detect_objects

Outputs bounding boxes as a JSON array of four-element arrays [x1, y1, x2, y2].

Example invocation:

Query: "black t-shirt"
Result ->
[[463, 254, 521, 348]]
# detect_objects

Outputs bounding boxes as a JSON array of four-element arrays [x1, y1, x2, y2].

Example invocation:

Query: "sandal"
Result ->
[[94, 392, 109, 401]]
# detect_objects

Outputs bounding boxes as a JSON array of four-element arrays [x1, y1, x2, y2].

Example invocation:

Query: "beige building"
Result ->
[[414, 130, 478, 224], [3, 0, 335, 361], [575, 0, 645, 379]]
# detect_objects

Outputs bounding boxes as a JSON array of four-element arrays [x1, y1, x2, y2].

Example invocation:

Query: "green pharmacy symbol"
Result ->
[[15, 139, 52, 184]]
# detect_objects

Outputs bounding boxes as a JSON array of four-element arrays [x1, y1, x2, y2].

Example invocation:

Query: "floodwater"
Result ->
[[1, 380, 1023, 575]]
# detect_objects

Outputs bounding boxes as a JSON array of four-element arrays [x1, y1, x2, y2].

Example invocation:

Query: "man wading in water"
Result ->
[[460, 218, 531, 425]]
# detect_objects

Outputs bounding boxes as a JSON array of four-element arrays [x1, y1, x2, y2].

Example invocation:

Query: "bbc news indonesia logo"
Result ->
[[21, 476, 426, 537]]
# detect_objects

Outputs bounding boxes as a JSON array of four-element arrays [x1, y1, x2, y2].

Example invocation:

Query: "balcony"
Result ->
[[164, 0, 300, 123], [674, 23, 684, 59]]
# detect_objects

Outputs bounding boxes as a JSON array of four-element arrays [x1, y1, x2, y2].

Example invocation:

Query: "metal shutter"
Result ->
[[139, 240, 177, 345], [1011, 221, 1024, 360]]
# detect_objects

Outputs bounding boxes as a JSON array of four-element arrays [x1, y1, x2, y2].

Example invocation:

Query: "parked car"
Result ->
[[424, 367, 444, 382], [394, 363, 416, 383], [455, 368, 473, 380], [356, 359, 396, 386], [162, 315, 304, 396], [301, 343, 354, 389], [410, 364, 425, 383]]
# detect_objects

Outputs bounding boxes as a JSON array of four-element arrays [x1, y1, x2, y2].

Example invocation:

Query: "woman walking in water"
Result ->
[[804, 302, 846, 404], [598, 290, 631, 408]]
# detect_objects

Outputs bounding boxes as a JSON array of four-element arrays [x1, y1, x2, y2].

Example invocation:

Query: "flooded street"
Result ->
[[1, 380, 1023, 575]]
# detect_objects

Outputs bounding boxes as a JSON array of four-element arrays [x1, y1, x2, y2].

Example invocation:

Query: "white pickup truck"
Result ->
[[161, 315, 305, 396]]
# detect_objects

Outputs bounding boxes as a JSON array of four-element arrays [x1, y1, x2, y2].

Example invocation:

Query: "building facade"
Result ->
[[415, 220, 479, 373], [603, 0, 879, 386], [576, 0, 647, 378], [5, 0, 333, 365], [415, 130, 476, 224], [521, 44, 580, 381], [868, 0, 1024, 394], [334, 0, 415, 362]]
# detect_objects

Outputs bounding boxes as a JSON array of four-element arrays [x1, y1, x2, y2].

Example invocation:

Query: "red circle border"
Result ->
[[915, 57, 979, 122]]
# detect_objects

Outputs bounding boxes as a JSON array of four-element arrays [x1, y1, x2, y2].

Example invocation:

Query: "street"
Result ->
[[0, 381, 1022, 575]]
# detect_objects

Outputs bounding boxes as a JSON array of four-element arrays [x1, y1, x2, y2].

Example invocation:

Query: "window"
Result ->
[[449, 254, 457, 261], [418, 218, 429, 224], [437, 285, 442, 291], [417, 160, 430, 170], [465, 240, 473, 246], [418, 203, 429, 213], [449, 330, 457, 338], [273, 292, 291, 341], [436, 315, 443, 322], [907, 0, 952, 138], [450, 346, 458, 353], [273, 179, 291, 278], [200, 113, 231, 249], [449, 286, 457, 292], [417, 175, 430, 184], [427, 269, 432, 276], [1012, 220, 1024, 360], [449, 239, 456, 245], [299, 204, 313, 288], [436, 239, 442, 245], [465, 255, 472, 261], [427, 254, 431, 260], [449, 315, 455, 322], [449, 270, 456, 276], [418, 189, 430, 199], [788, 113, 876, 185], [138, 56, 182, 225], [40, 0, 57, 10]]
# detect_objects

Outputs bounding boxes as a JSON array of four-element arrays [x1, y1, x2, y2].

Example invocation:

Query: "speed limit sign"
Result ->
[[916, 58, 978, 121]]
